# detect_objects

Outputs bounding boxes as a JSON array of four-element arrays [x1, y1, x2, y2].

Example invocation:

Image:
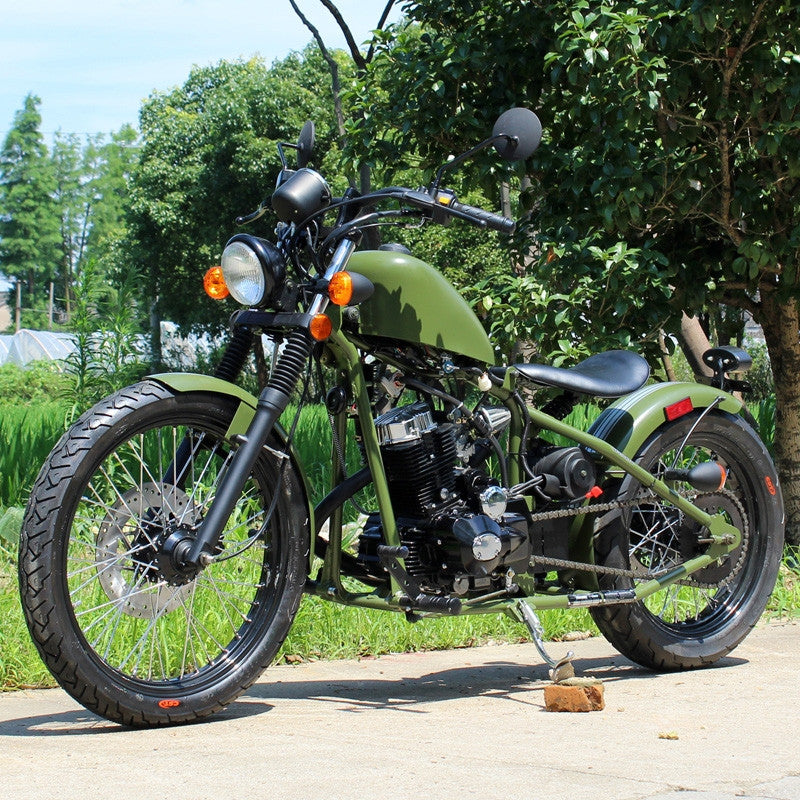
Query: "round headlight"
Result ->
[[220, 234, 285, 307]]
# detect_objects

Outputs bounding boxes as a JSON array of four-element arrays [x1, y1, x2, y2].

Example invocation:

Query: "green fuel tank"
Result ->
[[346, 250, 495, 365]]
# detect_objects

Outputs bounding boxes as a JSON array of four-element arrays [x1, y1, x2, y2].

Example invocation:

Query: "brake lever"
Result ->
[[235, 203, 269, 226]]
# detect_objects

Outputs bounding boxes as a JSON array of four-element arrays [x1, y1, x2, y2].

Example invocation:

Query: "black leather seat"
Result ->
[[491, 350, 650, 398]]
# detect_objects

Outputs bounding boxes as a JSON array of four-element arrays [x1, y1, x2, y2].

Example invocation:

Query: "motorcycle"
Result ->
[[19, 108, 784, 727]]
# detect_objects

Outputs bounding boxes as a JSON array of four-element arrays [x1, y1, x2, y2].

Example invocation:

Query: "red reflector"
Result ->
[[664, 397, 693, 421], [585, 486, 603, 499]]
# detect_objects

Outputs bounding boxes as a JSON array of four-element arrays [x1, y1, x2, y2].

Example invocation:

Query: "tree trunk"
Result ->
[[678, 312, 714, 379], [755, 290, 800, 547]]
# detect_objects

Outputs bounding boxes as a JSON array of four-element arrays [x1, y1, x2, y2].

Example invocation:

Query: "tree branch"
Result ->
[[288, 0, 346, 139], [365, 1, 398, 63], [316, 0, 368, 71]]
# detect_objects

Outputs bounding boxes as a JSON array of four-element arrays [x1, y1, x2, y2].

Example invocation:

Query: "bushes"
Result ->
[[0, 362, 73, 404]]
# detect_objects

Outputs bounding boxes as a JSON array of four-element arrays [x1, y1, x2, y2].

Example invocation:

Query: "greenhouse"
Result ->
[[0, 329, 76, 367]]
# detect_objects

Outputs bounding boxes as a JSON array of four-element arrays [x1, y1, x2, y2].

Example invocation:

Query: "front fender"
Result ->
[[148, 372, 315, 566], [588, 381, 744, 459]]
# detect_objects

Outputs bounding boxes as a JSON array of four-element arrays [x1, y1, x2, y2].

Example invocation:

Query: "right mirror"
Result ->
[[492, 108, 542, 161]]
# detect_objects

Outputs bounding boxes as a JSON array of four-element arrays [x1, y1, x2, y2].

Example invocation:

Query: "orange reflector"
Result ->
[[328, 271, 354, 306], [309, 313, 333, 341], [665, 397, 693, 421], [204, 266, 229, 300]]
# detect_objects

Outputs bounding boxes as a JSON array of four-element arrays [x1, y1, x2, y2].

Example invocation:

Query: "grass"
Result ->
[[0, 395, 796, 690], [0, 402, 71, 509]]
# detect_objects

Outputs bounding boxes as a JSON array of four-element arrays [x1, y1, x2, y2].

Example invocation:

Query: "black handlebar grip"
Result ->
[[449, 200, 516, 234]]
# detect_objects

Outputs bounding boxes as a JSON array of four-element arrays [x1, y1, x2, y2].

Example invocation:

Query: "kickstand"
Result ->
[[517, 600, 575, 683]]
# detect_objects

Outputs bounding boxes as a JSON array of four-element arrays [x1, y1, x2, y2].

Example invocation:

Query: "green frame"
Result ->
[[306, 331, 743, 618], [150, 349, 745, 620]]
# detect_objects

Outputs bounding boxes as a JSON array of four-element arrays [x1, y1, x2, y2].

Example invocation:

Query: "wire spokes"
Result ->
[[66, 422, 277, 683]]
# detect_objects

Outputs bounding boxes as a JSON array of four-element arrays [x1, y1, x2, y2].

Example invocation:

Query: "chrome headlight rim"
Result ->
[[220, 233, 285, 308]]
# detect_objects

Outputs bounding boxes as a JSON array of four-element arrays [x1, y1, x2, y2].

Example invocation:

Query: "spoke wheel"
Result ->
[[19, 381, 308, 726], [591, 410, 783, 670]]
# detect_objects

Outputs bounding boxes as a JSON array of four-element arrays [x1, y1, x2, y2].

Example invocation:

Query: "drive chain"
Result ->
[[526, 489, 748, 586]]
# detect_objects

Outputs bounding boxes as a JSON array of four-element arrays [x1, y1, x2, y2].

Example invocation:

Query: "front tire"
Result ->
[[19, 380, 309, 726], [591, 411, 784, 670]]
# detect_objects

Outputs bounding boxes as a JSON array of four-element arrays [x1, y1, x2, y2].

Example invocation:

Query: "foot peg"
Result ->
[[517, 600, 575, 683]]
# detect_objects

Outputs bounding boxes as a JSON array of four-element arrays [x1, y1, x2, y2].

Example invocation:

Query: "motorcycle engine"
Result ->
[[357, 401, 533, 596]]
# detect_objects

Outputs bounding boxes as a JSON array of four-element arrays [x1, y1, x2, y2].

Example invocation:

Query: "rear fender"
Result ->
[[148, 372, 315, 570], [568, 382, 745, 589], [588, 381, 744, 459]]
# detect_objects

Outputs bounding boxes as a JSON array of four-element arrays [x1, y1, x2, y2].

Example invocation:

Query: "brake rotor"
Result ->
[[95, 483, 200, 618]]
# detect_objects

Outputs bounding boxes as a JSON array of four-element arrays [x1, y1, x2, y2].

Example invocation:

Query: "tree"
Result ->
[[51, 125, 140, 322], [530, 0, 800, 544], [354, 0, 800, 545], [0, 94, 61, 318], [127, 50, 349, 362]]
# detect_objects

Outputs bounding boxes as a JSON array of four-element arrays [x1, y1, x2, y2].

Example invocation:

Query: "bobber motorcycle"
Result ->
[[19, 108, 784, 726]]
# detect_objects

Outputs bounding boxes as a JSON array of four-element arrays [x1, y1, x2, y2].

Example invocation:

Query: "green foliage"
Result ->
[[62, 262, 147, 411], [743, 341, 775, 403], [531, 0, 800, 316], [470, 237, 674, 363], [0, 361, 73, 403], [51, 125, 140, 316], [347, 2, 547, 185]]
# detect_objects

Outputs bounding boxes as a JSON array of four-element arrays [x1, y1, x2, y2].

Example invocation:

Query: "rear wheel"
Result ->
[[19, 380, 309, 726], [591, 411, 784, 670]]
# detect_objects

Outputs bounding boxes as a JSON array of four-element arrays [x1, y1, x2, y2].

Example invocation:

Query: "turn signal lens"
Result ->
[[328, 271, 353, 306], [309, 313, 333, 341], [204, 266, 229, 300]]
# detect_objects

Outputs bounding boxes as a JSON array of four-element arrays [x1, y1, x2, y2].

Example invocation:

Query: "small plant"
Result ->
[[61, 262, 148, 413]]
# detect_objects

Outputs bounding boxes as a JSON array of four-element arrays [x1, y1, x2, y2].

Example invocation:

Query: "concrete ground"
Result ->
[[0, 620, 798, 800]]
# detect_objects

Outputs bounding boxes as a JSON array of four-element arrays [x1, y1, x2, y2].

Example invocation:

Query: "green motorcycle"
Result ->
[[19, 109, 784, 726]]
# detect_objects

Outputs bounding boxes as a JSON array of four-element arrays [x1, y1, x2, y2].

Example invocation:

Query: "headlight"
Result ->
[[220, 234, 285, 307]]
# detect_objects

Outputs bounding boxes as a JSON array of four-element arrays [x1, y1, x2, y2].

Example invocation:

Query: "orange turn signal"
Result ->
[[309, 313, 333, 341], [328, 271, 354, 306], [204, 266, 229, 300]]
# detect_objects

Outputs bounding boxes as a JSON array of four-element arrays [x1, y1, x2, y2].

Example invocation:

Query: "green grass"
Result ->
[[0, 402, 71, 509]]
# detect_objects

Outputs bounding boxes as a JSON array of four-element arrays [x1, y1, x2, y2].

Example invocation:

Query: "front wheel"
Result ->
[[591, 411, 784, 670], [19, 380, 309, 726]]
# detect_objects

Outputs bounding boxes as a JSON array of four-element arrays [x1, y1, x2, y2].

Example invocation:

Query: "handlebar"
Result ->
[[296, 185, 518, 245], [379, 188, 516, 234]]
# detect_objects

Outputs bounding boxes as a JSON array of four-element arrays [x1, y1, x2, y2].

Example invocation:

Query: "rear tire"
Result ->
[[19, 380, 309, 726], [591, 411, 784, 670]]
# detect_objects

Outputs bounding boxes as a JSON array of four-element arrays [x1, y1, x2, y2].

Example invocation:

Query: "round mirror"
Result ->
[[297, 120, 316, 168], [492, 108, 542, 161]]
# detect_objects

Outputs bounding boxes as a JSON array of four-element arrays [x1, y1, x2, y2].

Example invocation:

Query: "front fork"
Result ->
[[183, 238, 357, 569]]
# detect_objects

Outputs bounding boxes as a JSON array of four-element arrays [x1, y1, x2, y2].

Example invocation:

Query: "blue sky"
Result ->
[[1, 0, 401, 140]]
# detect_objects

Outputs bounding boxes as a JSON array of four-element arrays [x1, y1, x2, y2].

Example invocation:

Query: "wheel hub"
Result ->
[[157, 527, 202, 585]]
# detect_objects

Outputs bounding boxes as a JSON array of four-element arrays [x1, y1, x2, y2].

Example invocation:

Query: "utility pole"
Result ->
[[15, 280, 21, 332]]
